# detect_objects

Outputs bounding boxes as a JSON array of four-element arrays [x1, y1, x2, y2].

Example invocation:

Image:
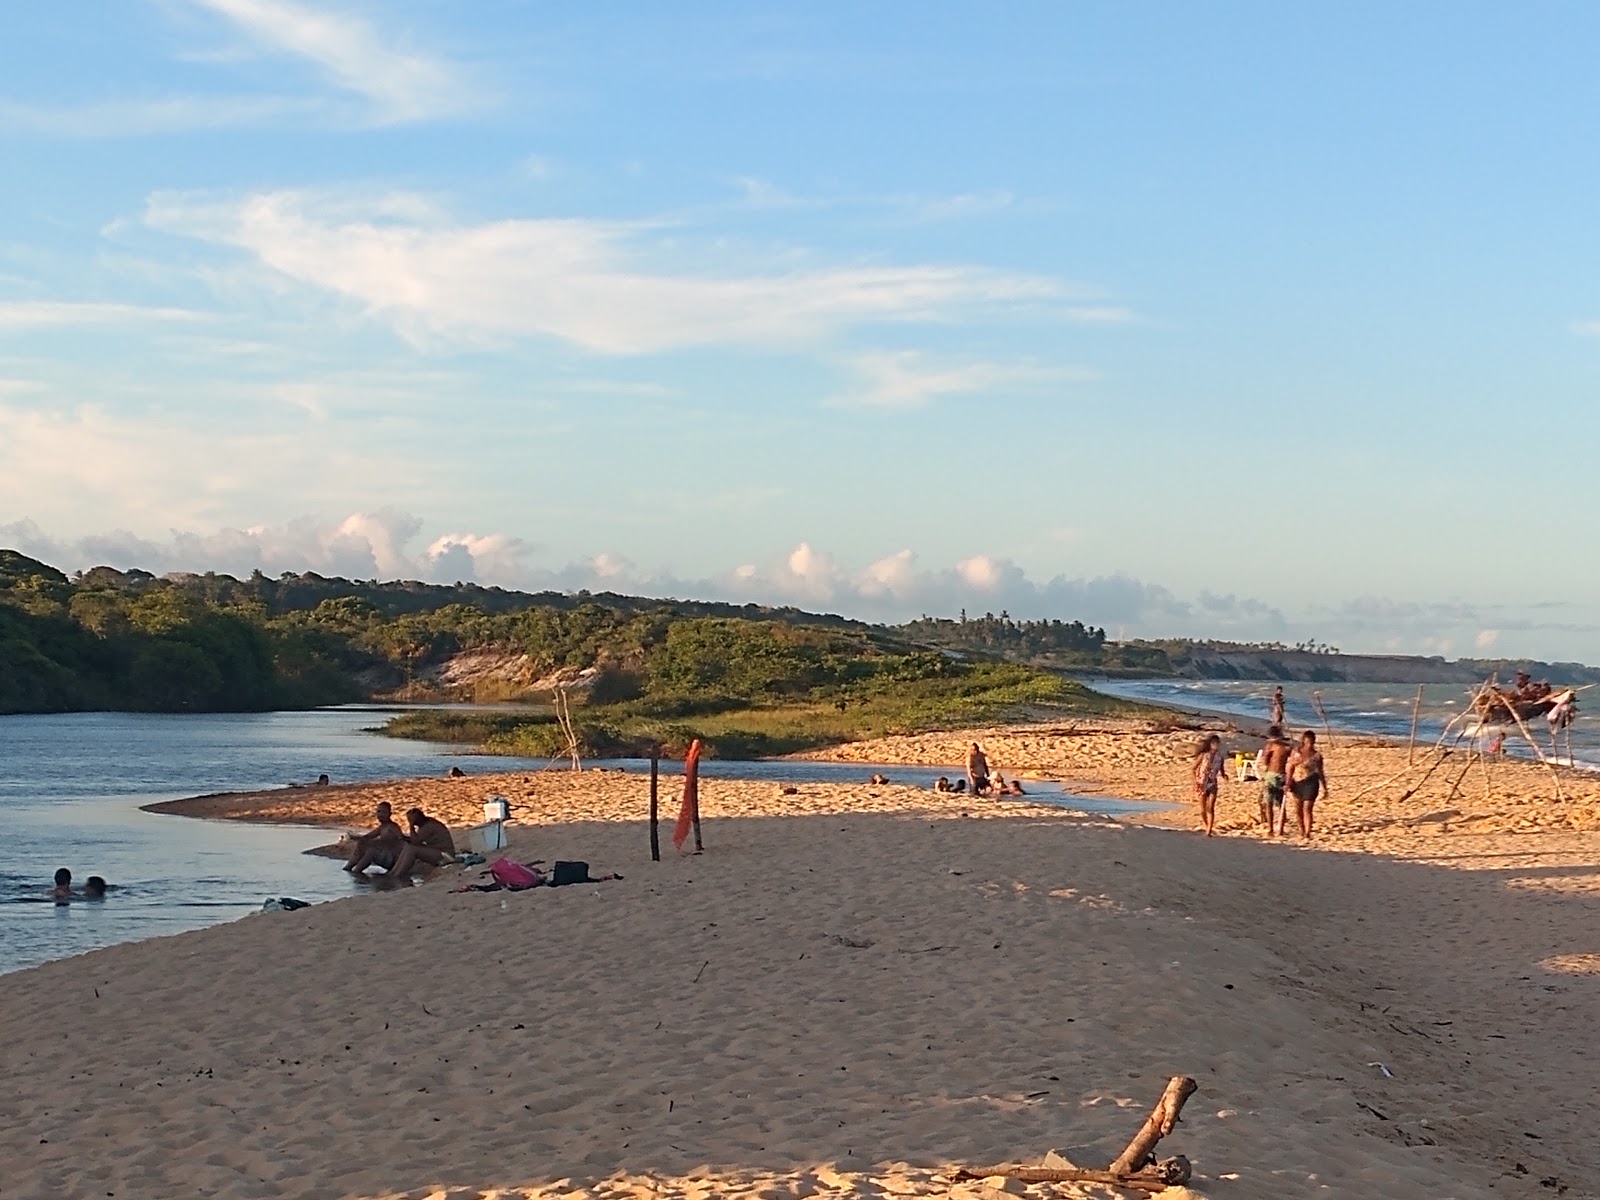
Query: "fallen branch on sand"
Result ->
[[953, 1075, 1197, 1193]]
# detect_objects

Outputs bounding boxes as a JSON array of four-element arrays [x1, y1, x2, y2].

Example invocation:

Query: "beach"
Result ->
[[4, 731, 1597, 1198]]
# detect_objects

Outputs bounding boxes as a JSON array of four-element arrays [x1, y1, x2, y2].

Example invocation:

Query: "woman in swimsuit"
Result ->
[[1191, 734, 1225, 837], [1286, 730, 1328, 839]]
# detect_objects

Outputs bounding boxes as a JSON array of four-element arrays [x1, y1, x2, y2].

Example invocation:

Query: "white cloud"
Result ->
[[189, 0, 478, 123], [143, 189, 1061, 354], [0, 301, 209, 330], [13, 517, 1600, 659], [0, 95, 320, 137], [1475, 628, 1500, 650], [831, 351, 1087, 409]]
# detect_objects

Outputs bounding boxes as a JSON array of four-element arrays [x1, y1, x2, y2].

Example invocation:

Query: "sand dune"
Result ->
[[5, 738, 1595, 1198]]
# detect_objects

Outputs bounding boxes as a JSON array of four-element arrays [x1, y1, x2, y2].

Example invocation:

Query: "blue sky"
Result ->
[[3, 2, 1598, 660]]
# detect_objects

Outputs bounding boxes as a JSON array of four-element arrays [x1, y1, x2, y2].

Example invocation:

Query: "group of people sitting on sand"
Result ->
[[343, 802, 457, 878], [930, 743, 1025, 797], [49, 868, 109, 902], [1190, 725, 1329, 840]]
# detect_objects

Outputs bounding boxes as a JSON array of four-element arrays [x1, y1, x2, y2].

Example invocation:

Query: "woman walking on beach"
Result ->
[[1191, 734, 1225, 836], [1286, 730, 1328, 839]]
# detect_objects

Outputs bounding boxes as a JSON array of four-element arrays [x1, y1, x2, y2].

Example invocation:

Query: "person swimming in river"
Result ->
[[1257, 725, 1293, 837], [52, 868, 73, 900], [1286, 730, 1329, 840]]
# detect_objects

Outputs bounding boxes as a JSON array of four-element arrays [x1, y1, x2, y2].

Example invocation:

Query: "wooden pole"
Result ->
[[691, 792, 704, 853], [1311, 690, 1334, 746], [649, 750, 661, 862], [1408, 685, 1425, 765]]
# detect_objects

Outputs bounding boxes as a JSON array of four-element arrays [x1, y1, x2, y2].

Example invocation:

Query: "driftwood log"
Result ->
[[955, 1075, 1198, 1193]]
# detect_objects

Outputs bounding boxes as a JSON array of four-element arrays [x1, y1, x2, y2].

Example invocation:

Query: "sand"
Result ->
[[4, 735, 1597, 1199]]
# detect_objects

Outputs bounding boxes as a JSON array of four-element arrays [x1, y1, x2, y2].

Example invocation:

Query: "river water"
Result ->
[[0, 708, 1154, 975]]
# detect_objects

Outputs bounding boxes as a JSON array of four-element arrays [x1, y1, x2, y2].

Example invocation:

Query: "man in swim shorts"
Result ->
[[344, 802, 407, 874], [390, 807, 458, 877], [1257, 725, 1292, 837], [1286, 729, 1329, 839], [966, 743, 991, 796]]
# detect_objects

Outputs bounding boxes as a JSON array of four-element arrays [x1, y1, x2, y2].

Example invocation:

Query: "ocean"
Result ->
[[0, 707, 1154, 975], [1088, 677, 1597, 768]]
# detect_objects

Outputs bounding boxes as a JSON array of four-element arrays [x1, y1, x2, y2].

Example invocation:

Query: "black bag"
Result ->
[[551, 860, 591, 887]]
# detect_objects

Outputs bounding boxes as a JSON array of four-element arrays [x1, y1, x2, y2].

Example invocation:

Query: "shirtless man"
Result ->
[[966, 743, 991, 796], [1257, 725, 1293, 836], [51, 868, 73, 900], [1191, 733, 1225, 836], [390, 808, 457, 877], [1270, 687, 1286, 727], [1286, 730, 1329, 839], [344, 802, 407, 874]]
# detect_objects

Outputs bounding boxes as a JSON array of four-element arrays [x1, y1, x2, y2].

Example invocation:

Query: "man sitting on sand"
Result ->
[[966, 743, 991, 796], [344, 802, 407, 874], [389, 807, 458, 877], [1257, 726, 1293, 836]]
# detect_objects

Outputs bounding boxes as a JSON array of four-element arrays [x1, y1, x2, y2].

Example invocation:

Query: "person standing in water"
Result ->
[[1191, 734, 1226, 836], [965, 743, 991, 796], [1286, 730, 1329, 839], [1270, 686, 1286, 727], [1257, 726, 1293, 836]]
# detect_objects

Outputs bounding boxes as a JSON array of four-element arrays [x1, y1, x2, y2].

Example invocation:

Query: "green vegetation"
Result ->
[[0, 549, 1153, 753], [385, 625, 1146, 759]]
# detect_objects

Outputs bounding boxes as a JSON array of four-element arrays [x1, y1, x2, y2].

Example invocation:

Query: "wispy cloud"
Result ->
[[0, 301, 209, 330], [830, 351, 1088, 410], [0, 94, 319, 137], [145, 189, 1061, 354], [189, 0, 479, 123], [0, 1, 476, 136]]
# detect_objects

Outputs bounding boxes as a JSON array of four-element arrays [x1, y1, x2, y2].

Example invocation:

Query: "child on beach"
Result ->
[[1191, 734, 1225, 836]]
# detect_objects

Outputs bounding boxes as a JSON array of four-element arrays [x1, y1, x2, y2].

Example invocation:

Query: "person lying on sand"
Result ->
[[1191, 734, 1225, 837], [389, 808, 457, 877], [1286, 730, 1329, 840], [344, 802, 407, 874], [1257, 726, 1293, 837]]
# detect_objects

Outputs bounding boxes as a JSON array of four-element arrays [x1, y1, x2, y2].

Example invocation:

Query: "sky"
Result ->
[[3, 1, 1599, 661]]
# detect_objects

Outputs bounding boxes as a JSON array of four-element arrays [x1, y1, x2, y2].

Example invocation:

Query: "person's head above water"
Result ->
[[54, 868, 71, 888], [84, 876, 107, 897]]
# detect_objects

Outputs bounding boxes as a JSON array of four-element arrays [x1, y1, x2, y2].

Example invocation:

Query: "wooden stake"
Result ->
[[649, 750, 660, 862], [952, 1161, 1189, 1193], [1408, 685, 1425, 765], [1311, 690, 1334, 746]]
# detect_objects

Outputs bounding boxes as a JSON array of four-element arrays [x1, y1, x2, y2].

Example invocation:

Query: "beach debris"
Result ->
[[953, 1074, 1198, 1194], [1367, 1062, 1394, 1078], [259, 897, 311, 912]]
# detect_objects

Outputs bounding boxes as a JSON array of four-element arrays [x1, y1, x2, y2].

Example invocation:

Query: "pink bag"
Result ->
[[488, 859, 543, 890]]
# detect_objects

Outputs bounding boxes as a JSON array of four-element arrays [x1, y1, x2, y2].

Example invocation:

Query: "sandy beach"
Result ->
[[4, 730, 1598, 1199]]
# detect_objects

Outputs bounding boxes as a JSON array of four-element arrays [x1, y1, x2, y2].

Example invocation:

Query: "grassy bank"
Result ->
[[379, 662, 1164, 759]]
